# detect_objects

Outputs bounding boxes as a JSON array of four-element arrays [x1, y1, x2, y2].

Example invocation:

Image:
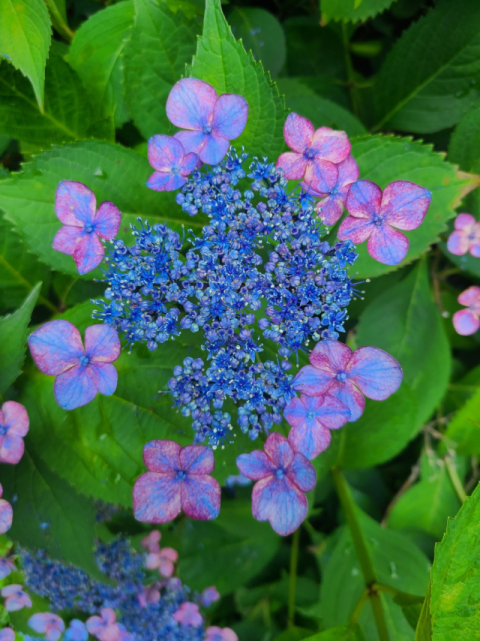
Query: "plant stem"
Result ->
[[445, 456, 467, 503], [332, 467, 390, 641], [288, 527, 300, 628], [341, 23, 359, 118]]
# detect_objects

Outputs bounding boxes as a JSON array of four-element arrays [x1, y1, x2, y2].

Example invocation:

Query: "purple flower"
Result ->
[[29, 613, 65, 641], [133, 440, 221, 523], [1, 584, 32, 611], [28, 320, 120, 410], [172, 602, 203, 627], [86, 608, 122, 641], [205, 626, 238, 641], [147, 135, 199, 192], [236, 432, 316, 536], [338, 180, 431, 265], [201, 586, 220, 607], [0, 628, 15, 641], [53, 181, 121, 275], [0, 557, 15, 580], [453, 286, 480, 335], [284, 393, 350, 460], [276, 113, 350, 187], [447, 213, 480, 256], [302, 155, 359, 226], [64, 619, 89, 641], [166, 78, 248, 165], [0, 484, 13, 535], [0, 401, 29, 465], [293, 340, 402, 422]]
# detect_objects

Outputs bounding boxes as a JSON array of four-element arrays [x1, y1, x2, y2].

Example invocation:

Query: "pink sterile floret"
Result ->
[[0, 484, 13, 535], [447, 213, 480, 256], [29, 612, 65, 641], [0, 401, 29, 465], [453, 286, 480, 336], [1, 584, 32, 611], [172, 602, 203, 628], [205, 626, 239, 641], [147, 135, 199, 192]]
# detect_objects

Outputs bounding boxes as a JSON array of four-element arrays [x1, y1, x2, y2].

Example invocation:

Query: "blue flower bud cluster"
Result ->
[[20, 540, 205, 641], [93, 148, 358, 446]]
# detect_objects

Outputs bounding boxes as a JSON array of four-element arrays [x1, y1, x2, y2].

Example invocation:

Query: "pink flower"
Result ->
[[0, 557, 15, 580], [338, 179, 431, 265], [205, 626, 238, 641], [166, 79, 248, 165], [0, 401, 29, 465], [145, 546, 178, 578], [138, 583, 161, 608], [141, 530, 161, 553], [201, 585, 220, 607], [0, 628, 15, 641], [0, 484, 13, 535], [86, 608, 124, 641], [453, 286, 480, 335], [292, 340, 402, 422], [284, 393, 350, 460], [276, 113, 350, 187], [53, 181, 121, 275], [29, 612, 65, 641], [172, 602, 203, 627], [147, 136, 198, 192], [447, 213, 480, 256], [133, 441, 221, 524], [236, 432, 316, 536], [1, 584, 32, 611]]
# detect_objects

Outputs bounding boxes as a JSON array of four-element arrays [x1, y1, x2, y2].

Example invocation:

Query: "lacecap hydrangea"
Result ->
[[28, 78, 432, 536]]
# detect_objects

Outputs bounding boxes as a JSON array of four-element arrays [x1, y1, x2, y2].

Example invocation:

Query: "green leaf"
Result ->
[[300, 626, 365, 641], [188, 0, 288, 160], [373, 0, 480, 133], [277, 78, 367, 137], [0, 0, 51, 109], [0, 443, 100, 577], [393, 591, 425, 631], [449, 100, 480, 173], [0, 283, 40, 395], [123, 0, 199, 140], [429, 482, 480, 639], [67, 2, 135, 128], [445, 389, 480, 456], [0, 140, 203, 278], [45, 0, 73, 42], [321, 0, 396, 23], [227, 7, 286, 79], [348, 135, 479, 279], [0, 44, 97, 146], [414, 581, 432, 641]]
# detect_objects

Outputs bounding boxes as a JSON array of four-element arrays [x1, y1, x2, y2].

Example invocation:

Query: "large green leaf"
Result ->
[[0, 0, 51, 109], [299, 625, 364, 641], [123, 0, 199, 140], [188, 0, 288, 160], [67, 2, 135, 128], [373, 0, 480, 133], [445, 391, 480, 456], [0, 283, 40, 395], [0, 140, 204, 278], [449, 100, 480, 174], [348, 135, 478, 279], [429, 482, 480, 639], [321, 0, 396, 23]]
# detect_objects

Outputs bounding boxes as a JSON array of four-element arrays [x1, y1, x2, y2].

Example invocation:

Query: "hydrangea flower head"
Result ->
[[201, 586, 220, 607], [0, 628, 14, 641], [338, 180, 431, 265], [133, 441, 221, 523], [447, 213, 480, 256], [453, 286, 480, 335], [236, 432, 316, 536], [29, 612, 65, 641], [284, 393, 350, 460], [1, 584, 32, 611], [28, 320, 120, 410], [0, 556, 15, 579], [86, 608, 124, 641], [64, 619, 89, 641], [205, 626, 238, 641], [293, 340, 402, 421], [172, 602, 203, 627], [53, 181, 121, 274], [0, 484, 13, 534], [166, 78, 248, 165], [0, 401, 29, 464], [276, 113, 350, 186], [147, 135, 199, 192]]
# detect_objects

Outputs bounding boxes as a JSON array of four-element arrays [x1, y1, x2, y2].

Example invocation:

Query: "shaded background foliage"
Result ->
[[1, 0, 480, 639]]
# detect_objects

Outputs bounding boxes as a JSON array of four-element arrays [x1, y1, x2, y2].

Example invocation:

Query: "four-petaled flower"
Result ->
[[166, 79, 248, 165], [1, 584, 32, 611], [0, 628, 15, 641], [201, 586, 220, 607], [453, 286, 480, 335], [338, 180, 431, 265], [293, 340, 402, 422], [86, 608, 124, 641], [284, 393, 350, 460], [29, 613, 65, 641], [172, 602, 203, 627], [236, 432, 316, 536], [138, 583, 161, 608], [133, 441, 221, 523], [141, 530, 161, 553], [0, 484, 13, 535], [53, 181, 121, 275], [0, 557, 15, 580], [147, 135, 198, 192], [0, 401, 29, 465], [64, 619, 89, 641], [276, 113, 350, 188], [205, 626, 238, 641], [28, 320, 120, 410], [141, 529, 178, 577], [447, 213, 480, 257]]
